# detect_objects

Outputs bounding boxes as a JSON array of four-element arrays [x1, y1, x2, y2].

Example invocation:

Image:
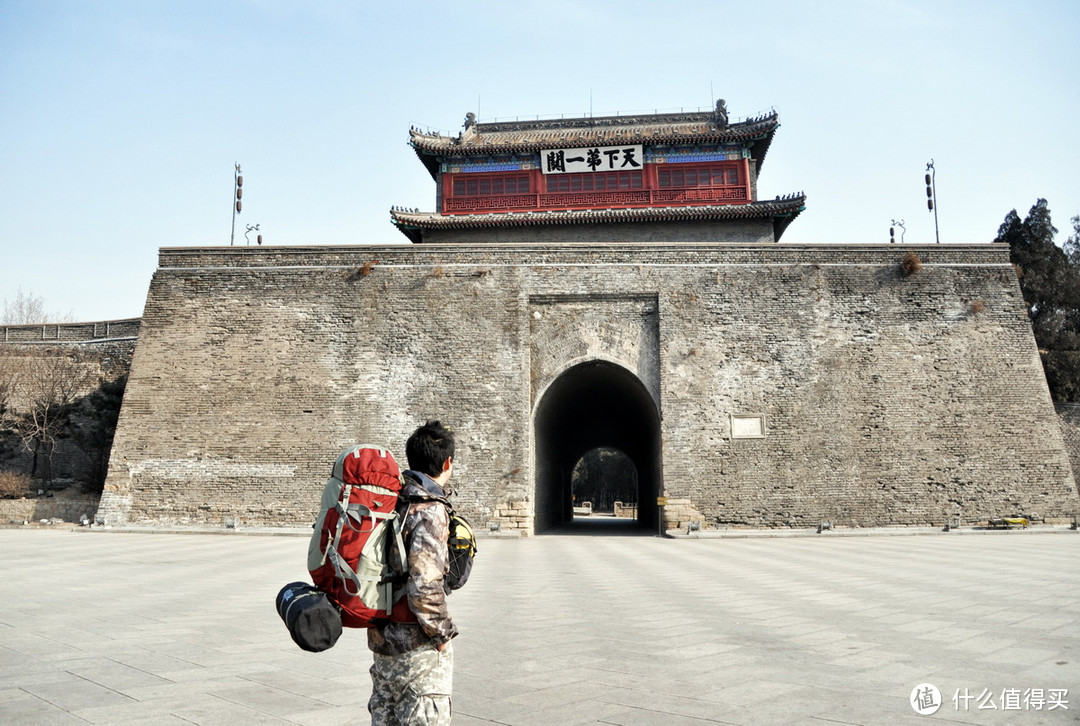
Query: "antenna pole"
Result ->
[[231, 163, 242, 246], [925, 160, 940, 244]]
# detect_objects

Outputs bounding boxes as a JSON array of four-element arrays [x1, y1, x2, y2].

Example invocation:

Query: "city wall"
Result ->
[[0, 321, 137, 521], [96, 243, 1079, 533]]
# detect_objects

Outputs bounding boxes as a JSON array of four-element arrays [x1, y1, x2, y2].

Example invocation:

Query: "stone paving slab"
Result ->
[[0, 526, 1077, 724]]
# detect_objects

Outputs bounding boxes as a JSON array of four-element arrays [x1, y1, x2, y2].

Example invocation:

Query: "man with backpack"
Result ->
[[367, 420, 459, 725]]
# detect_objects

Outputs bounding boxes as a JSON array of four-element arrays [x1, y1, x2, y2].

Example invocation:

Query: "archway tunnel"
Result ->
[[533, 360, 662, 534]]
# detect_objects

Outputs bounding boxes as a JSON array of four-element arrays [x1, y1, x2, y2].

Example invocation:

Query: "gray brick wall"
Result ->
[[1058, 404, 1080, 496], [97, 243, 1079, 532]]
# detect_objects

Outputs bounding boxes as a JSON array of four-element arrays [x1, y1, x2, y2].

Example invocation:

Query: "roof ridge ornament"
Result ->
[[715, 99, 729, 128], [458, 111, 478, 144]]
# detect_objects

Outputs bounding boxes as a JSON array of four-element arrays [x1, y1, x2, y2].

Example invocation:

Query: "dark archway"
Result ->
[[533, 359, 661, 534]]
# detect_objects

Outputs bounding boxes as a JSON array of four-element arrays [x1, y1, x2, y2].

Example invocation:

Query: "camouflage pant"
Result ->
[[369, 642, 453, 725]]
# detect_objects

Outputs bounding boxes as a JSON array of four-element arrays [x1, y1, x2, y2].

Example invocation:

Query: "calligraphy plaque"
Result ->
[[541, 145, 644, 174]]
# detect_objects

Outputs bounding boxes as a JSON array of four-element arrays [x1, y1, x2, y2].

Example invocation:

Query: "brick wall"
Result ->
[[97, 243, 1079, 532], [0, 337, 134, 485], [0, 493, 100, 525], [1057, 404, 1080, 493]]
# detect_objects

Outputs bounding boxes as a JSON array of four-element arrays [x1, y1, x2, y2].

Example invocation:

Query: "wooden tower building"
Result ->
[[391, 101, 805, 245]]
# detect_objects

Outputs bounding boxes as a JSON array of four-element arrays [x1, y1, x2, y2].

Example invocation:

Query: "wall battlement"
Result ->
[[155, 243, 1008, 269], [1, 318, 140, 345]]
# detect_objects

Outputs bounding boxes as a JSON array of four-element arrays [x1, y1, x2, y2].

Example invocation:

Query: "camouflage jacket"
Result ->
[[367, 470, 459, 655]]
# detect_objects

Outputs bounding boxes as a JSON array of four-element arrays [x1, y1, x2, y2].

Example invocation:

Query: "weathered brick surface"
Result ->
[[529, 293, 660, 407], [662, 498, 705, 530], [98, 243, 1079, 532], [1058, 404, 1080, 493], [0, 493, 99, 524]]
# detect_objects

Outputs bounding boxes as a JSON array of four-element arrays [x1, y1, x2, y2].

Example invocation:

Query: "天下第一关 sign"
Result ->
[[542, 145, 643, 175]]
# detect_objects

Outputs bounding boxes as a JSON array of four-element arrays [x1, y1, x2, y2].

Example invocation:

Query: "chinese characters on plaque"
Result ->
[[542, 145, 643, 174]]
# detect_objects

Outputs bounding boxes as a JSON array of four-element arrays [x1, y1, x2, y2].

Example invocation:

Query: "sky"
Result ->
[[1, 0, 1078, 322]]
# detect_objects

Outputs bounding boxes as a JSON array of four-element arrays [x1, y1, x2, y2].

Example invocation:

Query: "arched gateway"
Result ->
[[533, 360, 661, 533]]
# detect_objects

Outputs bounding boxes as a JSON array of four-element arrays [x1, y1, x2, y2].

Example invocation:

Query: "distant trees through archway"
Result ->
[[571, 447, 637, 513]]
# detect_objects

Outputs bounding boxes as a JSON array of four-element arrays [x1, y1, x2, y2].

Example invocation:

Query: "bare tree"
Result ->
[[0, 352, 25, 463], [8, 349, 97, 485], [1, 288, 73, 324], [0, 356, 17, 420]]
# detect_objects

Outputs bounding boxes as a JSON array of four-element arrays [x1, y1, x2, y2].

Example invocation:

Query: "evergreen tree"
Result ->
[[1065, 215, 1080, 268], [997, 200, 1080, 401]]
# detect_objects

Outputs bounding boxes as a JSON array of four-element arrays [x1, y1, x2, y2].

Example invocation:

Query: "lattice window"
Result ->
[[451, 174, 531, 197], [545, 171, 643, 194], [657, 164, 740, 189]]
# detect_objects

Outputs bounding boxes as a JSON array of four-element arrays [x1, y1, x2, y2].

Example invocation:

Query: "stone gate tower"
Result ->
[[97, 102, 1078, 533]]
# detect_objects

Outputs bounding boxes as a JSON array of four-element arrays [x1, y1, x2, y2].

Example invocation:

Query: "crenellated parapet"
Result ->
[[1, 318, 140, 345]]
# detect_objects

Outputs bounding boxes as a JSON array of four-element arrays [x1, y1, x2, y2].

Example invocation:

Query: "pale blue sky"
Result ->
[[1, 0, 1077, 321]]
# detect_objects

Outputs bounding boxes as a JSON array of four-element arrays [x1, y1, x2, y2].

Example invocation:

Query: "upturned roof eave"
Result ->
[[412, 144, 441, 181], [389, 195, 806, 240], [753, 129, 776, 171], [407, 112, 779, 164]]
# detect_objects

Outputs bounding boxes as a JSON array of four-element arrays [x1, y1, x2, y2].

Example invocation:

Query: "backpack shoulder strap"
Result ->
[[384, 498, 410, 577]]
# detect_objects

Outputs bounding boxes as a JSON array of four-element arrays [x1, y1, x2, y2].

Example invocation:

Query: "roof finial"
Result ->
[[463, 112, 476, 130], [715, 99, 729, 128]]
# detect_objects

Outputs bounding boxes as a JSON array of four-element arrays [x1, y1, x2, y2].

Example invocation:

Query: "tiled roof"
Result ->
[[389, 193, 806, 243], [409, 108, 779, 178]]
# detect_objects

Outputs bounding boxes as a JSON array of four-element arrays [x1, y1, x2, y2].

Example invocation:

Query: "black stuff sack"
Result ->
[[275, 581, 342, 652]]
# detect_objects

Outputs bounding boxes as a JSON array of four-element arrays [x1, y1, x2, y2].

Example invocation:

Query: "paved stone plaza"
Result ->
[[0, 525, 1077, 725]]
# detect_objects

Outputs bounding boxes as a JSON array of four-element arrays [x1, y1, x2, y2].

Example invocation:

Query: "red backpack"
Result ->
[[307, 445, 407, 628]]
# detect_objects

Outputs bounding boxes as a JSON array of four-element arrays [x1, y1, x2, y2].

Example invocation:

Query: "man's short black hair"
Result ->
[[406, 420, 456, 477]]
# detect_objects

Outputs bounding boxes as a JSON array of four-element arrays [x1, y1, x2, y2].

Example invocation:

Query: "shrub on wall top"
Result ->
[[900, 250, 923, 277]]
